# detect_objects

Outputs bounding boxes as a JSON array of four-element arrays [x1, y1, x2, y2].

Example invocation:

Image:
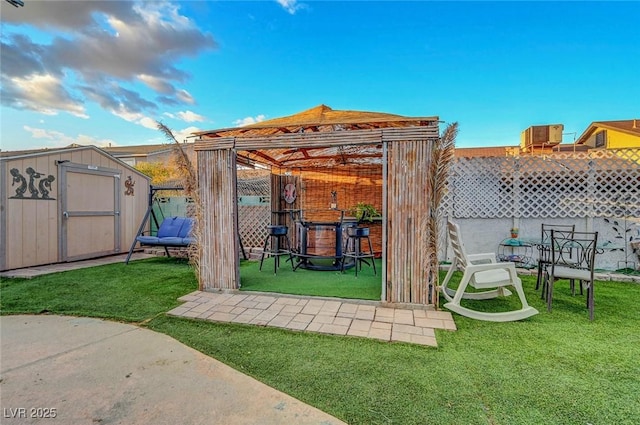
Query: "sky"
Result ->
[[1, 0, 639, 152]]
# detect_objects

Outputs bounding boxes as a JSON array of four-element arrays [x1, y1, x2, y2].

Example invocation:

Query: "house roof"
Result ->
[[102, 143, 175, 156], [193, 104, 439, 168], [454, 146, 513, 158], [575, 119, 640, 145], [454, 144, 590, 158]]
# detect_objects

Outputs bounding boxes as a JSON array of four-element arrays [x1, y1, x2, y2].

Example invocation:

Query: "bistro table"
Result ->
[[519, 236, 622, 254], [497, 238, 535, 268], [294, 219, 358, 271]]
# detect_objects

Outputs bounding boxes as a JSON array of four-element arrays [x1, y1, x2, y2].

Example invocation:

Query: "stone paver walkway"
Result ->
[[168, 291, 456, 347]]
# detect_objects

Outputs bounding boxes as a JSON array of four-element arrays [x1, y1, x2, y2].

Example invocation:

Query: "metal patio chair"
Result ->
[[545, 230, 598, 320], [535, 223, 576, 295]]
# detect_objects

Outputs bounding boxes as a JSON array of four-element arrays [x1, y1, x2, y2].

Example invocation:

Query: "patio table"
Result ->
[[497, 238, 535, 268], [294, 220, 357, 271], [519, 237, 622, 252]]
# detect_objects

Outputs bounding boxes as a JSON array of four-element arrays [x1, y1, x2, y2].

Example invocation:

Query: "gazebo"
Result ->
[[192, 104, 446, 306]]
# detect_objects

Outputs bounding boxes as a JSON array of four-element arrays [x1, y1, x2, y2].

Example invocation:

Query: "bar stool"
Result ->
[[259, 225, 294, 274], [341, 226, 376, 277]]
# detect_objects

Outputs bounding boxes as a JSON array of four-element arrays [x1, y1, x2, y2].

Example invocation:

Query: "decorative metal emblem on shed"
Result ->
[[124, 176, 135, 196], [9, 167, 56, 200]]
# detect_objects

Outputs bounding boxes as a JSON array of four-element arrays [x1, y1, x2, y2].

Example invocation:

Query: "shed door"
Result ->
[[59, 163, 121, 262]]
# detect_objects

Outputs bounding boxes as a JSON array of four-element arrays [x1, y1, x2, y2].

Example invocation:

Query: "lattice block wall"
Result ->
[[449, 157, 515, 218], [237, 171, 271, 249], [439, 149, 639, 271], [443, 149, 640, 219], [151, 196, 194, 232], [154, 172, 273, 250], [238, 205, 270, 248]]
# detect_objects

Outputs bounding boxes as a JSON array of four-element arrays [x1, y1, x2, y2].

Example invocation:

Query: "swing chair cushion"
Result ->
[[136, 217, 194, 247]]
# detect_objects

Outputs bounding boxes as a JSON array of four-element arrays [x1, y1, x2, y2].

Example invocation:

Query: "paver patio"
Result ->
[[168, 291, 457, 347]]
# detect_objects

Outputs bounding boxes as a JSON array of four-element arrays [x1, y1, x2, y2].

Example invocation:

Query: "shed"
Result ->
[[1, 145, 150, 271], [193, 105, 445, 306]]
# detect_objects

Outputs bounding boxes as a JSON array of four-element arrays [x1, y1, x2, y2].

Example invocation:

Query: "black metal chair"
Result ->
[[259, 225, 294, 274], [536, 223, 576, 296], [545, 230, 598, 320], [341, 226, 376, 277]]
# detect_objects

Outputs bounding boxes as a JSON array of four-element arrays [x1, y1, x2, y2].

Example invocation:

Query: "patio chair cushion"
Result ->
[[157, 217, 189, 238], [136, 217, 194, 247]]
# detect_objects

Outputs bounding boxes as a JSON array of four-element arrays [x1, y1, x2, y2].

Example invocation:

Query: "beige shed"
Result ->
[[1, 145, 150, 271], [193, 105, 449, 306]]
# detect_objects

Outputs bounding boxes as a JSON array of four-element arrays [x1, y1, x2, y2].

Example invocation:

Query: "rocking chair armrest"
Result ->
[[466, 261, 518, 274], [467, 253, 497, 263]]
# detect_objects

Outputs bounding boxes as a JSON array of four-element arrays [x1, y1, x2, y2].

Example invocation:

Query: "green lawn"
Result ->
[[240, 256, 382, 299], [1, 257, 639, 425]]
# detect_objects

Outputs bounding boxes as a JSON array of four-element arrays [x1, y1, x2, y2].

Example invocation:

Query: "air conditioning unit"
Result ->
[[520, 124, 564, 150]]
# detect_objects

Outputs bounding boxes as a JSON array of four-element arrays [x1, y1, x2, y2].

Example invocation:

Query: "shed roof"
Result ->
[[0, 144, 98, 160], [193, 104, 439, 168], [0, 146, 71, 159], [0, 145, 148, 177], [1, 143, 173, 159]]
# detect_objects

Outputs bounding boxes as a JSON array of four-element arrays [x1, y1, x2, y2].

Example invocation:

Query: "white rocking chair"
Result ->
[[440, 221, 539, 322]]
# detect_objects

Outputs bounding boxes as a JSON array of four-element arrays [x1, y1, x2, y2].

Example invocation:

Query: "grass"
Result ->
[[240, 257, 382, 300], [2, 257, 639, 424], [0, 257, 196, 322]]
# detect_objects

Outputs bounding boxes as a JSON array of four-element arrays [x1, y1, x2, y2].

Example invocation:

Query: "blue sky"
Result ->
[[1, 1, 639, 151]]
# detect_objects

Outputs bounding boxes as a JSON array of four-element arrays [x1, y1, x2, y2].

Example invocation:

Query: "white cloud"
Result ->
[[139, 116, 159, 130], [138, 74, 174, 93], [8, 74, 88, 118], [23, 125, 116, 148], [233, 114, 266, 127], [277, 0, 304, 15], [1, 2, 215, 123], [111, 104, 157, 130], [173, 126, 201, 143], [177, 110, 206, 123], [176, 89, 195, 104]]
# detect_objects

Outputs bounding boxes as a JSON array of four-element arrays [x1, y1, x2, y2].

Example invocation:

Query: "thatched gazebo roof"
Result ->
[[193, 105, 439, 168]]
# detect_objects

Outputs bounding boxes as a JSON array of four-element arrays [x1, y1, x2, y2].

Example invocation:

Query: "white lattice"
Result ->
[[238, 205, 270, 248], [443, 149, 640, 219], [448, 157, 515, 218], [237, 173, 271, 249], [153, 175, 272, 249]]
